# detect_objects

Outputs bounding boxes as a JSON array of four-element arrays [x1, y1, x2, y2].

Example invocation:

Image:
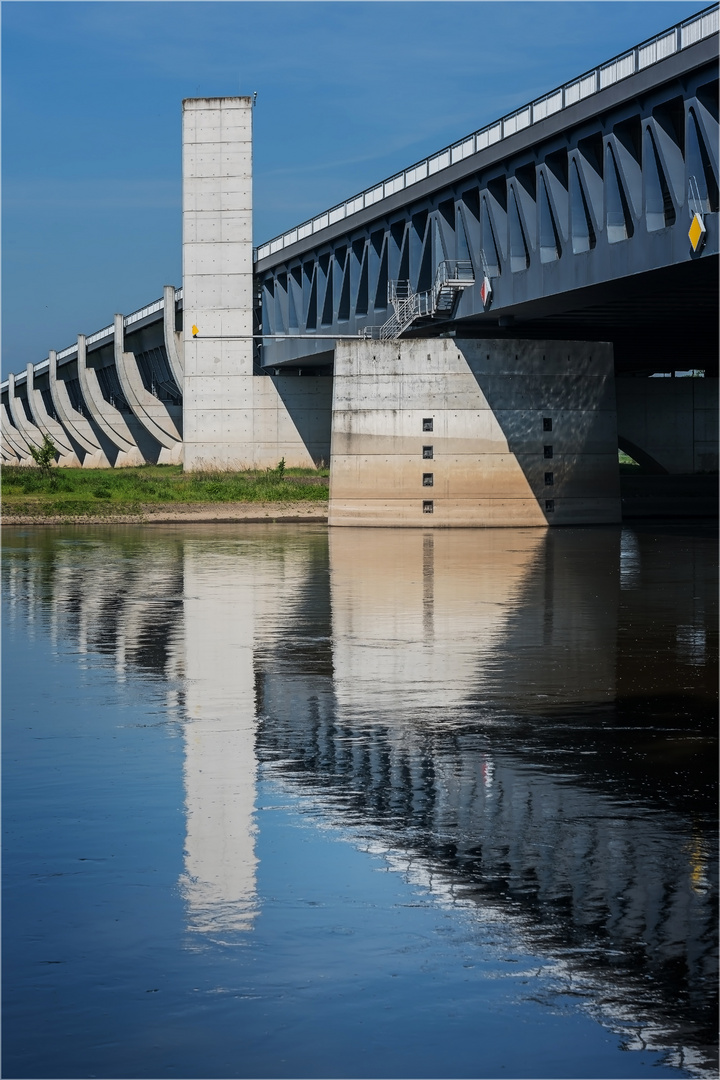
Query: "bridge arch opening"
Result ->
[[618, 436, 669, 475]]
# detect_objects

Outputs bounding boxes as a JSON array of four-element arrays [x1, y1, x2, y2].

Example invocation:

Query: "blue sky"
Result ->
[[2, 0, 709, 374]]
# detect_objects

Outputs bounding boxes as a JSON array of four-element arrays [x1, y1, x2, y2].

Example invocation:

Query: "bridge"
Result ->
[[2, 5, 717, 526], [254, 5, 718, 377]]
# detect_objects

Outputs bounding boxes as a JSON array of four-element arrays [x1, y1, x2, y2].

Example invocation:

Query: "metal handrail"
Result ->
[[6, 291, 182, 388], [434, 260, 474, 287], [368, 260, 478, 341], [254, 4, 718, 262]]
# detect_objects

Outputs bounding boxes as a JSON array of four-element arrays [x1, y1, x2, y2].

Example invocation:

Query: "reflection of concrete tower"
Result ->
[[178, 529, 323, 941], [179, 541, 259, 940]]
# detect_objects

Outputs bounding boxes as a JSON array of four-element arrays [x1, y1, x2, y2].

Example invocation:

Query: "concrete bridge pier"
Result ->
[[24, 363, 81, 467], [47, 349, 113, 468], [329, 338, 621, 527], [113, 314, 183, 465], [6, 372, 45, 460], [1, 398, 33, 464], [75, 336, 148, 467]]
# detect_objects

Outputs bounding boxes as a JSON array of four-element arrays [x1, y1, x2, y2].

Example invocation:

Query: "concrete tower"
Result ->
[[182, 96, 254, 470]]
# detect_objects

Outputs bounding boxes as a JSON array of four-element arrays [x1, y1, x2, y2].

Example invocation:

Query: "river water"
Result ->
[[2, 523, 717, 1080]]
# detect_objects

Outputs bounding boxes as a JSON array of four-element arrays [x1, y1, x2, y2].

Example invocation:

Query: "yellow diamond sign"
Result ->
[[688, 212, 706, 252]]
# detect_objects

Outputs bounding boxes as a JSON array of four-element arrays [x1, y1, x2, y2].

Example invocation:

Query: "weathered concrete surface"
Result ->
[[616, 377, 719, 475], [329, 339, 621, 527]]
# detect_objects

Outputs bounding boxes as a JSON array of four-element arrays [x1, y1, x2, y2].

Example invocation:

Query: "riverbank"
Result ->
[[1, 464, 330, 524], [1, 501, 329, 525]]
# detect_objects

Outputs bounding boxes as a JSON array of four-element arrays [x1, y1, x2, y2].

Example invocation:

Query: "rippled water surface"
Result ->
[[2, 523, 717, 1079]]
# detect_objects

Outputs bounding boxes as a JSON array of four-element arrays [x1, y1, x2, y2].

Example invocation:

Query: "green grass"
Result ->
[[618, 450, 642, 473], [2, 463, 329, 517]]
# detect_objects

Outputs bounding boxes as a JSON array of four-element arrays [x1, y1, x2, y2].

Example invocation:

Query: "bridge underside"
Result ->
[[256, 34, 718, 378], [403, 256, 719, 377], [261, 256, 718, 378]]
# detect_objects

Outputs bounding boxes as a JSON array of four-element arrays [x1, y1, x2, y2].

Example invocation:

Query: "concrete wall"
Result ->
[[247, 374, 332, 468], [616, 377, 718, 475], [329, 338, 621, 527]]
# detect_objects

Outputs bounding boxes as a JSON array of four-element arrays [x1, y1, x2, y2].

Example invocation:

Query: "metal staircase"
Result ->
[[362, 260, 475, 340]]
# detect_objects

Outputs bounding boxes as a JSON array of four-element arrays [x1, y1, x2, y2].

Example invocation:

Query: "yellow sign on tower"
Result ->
[[688, 212, 706, 252]]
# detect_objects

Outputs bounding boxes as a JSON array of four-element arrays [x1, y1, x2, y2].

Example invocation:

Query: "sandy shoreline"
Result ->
[[1, 502, 329, 525]]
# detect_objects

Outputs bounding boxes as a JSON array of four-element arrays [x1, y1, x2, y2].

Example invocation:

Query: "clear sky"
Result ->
[[2, 0, 710, 374]]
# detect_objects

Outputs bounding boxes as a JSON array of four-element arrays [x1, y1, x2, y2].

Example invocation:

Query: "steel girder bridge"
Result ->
[[1, 5, 718, 468], [254, 6, 719, 377]]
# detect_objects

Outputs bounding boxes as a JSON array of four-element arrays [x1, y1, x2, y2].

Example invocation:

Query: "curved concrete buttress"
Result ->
[[0, 393, 26, 460], [7, 372, 46, 454], [76, 335, 148, 467], [1, 421, 25, 461], [113, 314, 183, 465], [25, 363, 81, 467], [48, 350, 112, 468], [1, 399, 33, 463], [163, 286, 185, 390], [1, 435, 19, 463]]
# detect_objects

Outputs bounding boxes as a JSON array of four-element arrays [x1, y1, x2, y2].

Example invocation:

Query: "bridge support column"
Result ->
[[329, 338, 621, 527]]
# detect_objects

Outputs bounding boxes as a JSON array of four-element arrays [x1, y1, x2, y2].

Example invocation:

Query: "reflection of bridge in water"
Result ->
[[3, 525, 716, 1073], [256, 527, 717, 1074]]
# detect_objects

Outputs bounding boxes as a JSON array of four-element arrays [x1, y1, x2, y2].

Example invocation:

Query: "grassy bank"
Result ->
[[2, 463, 329, 519]]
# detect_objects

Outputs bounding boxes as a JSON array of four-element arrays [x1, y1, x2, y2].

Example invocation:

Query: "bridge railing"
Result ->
[[5, 289, 185, 388], [254, 4, 718, 264]]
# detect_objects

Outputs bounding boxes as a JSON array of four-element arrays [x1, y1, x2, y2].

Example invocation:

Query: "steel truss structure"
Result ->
[[256, 28, 718, 374]]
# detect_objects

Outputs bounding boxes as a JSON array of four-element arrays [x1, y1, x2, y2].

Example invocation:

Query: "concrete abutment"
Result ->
[[328, 339, 621, 527]]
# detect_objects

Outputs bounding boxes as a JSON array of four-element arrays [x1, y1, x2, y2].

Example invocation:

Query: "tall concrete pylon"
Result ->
[[182, 96, 254, 470]]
